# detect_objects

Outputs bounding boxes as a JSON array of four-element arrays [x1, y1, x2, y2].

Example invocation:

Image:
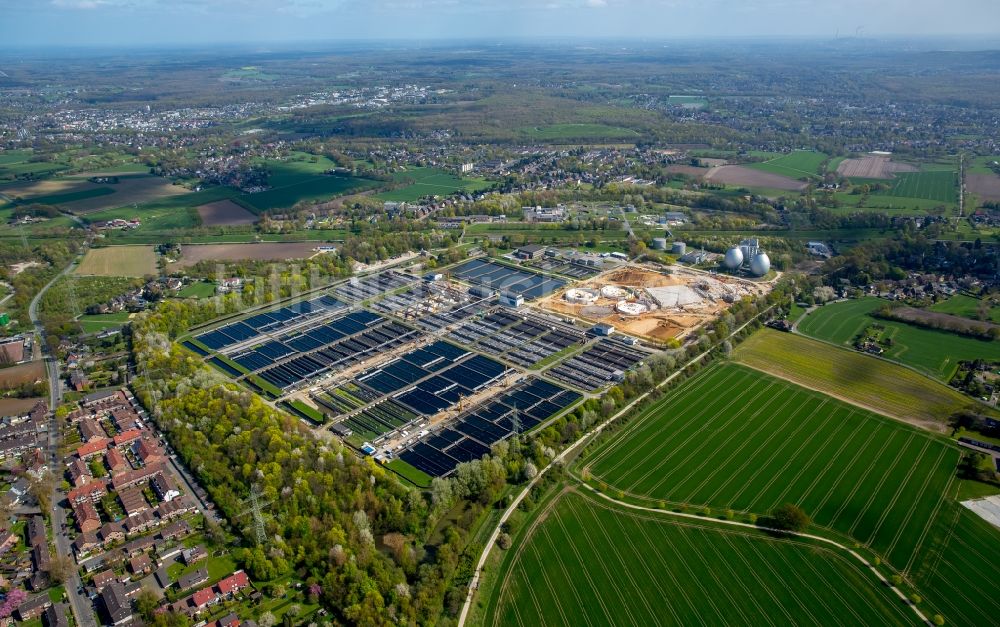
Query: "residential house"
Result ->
[[81, 389, 123, 408], [159, 520, 191, 542], [117, 485, 149, 518], [98, 522, 125, 545], [76, 438, 111, 460], [154, 566, 172, 590], [177, 567, 209, 592], [112, 461, 165, 491], [91, 569, 116, 592], [66, 458, 91, 487], [71, 532, 100, 557], [43, 603, 69, 627], [128, 554, 151, 576], [151, 473, 180, 502], [105, 447, 127, 475], [73, 500, 101, 533], [16, 594, 52, 621], [112, 428, 142, 448], [207, 613, 241, 627], [181, 545, 207, 565], [133, 438, 164, 465], [100, 584, 133, 626], [216, 571, 250, 598], [110, 408, 140, 432], [69, 371, 90, 393], [27, 516, 46, 547]]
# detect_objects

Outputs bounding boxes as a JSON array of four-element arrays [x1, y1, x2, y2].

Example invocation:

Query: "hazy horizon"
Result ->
[[2, 0, 999, 48]]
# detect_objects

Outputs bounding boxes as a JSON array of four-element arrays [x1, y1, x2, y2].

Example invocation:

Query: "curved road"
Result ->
[[28, 255, 97, 627], [457, 306, 775, 626], [458, 302, 930, 627]]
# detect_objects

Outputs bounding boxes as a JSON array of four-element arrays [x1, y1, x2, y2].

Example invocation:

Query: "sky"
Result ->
[[1, 0, 999, 47]]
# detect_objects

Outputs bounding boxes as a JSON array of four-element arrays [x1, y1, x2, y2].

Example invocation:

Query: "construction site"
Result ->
[[537, 264, 771, 343]]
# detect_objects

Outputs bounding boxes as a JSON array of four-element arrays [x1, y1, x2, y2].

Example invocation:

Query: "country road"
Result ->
[[28, 255, 98, 627]]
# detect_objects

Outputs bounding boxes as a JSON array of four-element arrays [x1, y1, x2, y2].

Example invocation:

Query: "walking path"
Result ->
[[457, 306, 774, 627], [582, 485, 931, 626]]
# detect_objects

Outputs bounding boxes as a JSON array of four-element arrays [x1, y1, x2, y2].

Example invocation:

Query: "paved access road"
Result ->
[[29, 256, 98, 627]]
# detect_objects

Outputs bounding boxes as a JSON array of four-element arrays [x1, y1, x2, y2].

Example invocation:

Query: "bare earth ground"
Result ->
[[538, 265, 767, 343], [704, 165, 808, 191], [76, 246, 158, 277], [1, 173, 189, 213], [0, 397, 44, 415], [836, 155, 918, 179], [196, 200, 258, 227], [664, 164, 711, 178], [967, 173, 1000, 202], [175, 242, 322, 268], [0, 361, 45, 387]]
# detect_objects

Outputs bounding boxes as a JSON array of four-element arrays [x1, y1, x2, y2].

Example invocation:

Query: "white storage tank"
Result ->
[[724, 247, 744, 269], [652, 237, 668, 251], [750, 253, 771, 276]]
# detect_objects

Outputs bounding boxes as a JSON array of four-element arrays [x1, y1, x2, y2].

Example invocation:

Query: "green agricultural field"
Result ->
[[77, 312, 131, 333], [797, 297, 998, 380], [913, 503, 1000, 626], [666, 95, 708, 108], [746, 150, 828, 180], [967, 155, 1000, 175], [886, 169, 958, 204], [734, 329, 979, 427], [520, 123, 640, 141], [584, 363, 959, 568], [0, 150, 69, 181], [482, 489, 917, 627], [928, 294, 1000, 325], [830, 192, 947, 215], [376, 167, 491, 202], [17, 186, 116, 206], [87, 186, 240, 235], [243, 174, 375, 211]]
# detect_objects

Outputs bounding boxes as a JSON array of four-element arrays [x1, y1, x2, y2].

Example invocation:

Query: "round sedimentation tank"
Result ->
[[652, 237, 668, 251], [601, 285, 627, 299], [724, 247, 744, 269], [616, 301, 648, 316], [671, 242, 686, 255], [750, 253, 771, 276]]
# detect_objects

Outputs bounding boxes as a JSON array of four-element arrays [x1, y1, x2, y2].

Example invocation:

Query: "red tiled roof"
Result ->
[[76, 438, 111, 458], [192, 588, 216, 608], [113, 428, 143, 446], [105, 447, 127, 471], [68, 480, 107, 503], [216, 571, 249, 595]]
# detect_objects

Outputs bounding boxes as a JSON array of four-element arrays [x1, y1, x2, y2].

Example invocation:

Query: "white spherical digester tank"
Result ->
[[723, 247, 744, 269], [750, 253, 771, 276]]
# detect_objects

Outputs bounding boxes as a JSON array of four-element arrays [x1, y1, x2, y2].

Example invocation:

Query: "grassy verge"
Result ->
[[385, 458, 433, 489]]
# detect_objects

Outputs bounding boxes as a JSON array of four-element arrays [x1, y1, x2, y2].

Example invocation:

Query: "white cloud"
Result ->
[[51, 0, 110, 8]]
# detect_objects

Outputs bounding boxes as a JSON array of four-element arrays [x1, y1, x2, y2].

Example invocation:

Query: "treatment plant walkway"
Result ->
[[457, 305, 776, 627]]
